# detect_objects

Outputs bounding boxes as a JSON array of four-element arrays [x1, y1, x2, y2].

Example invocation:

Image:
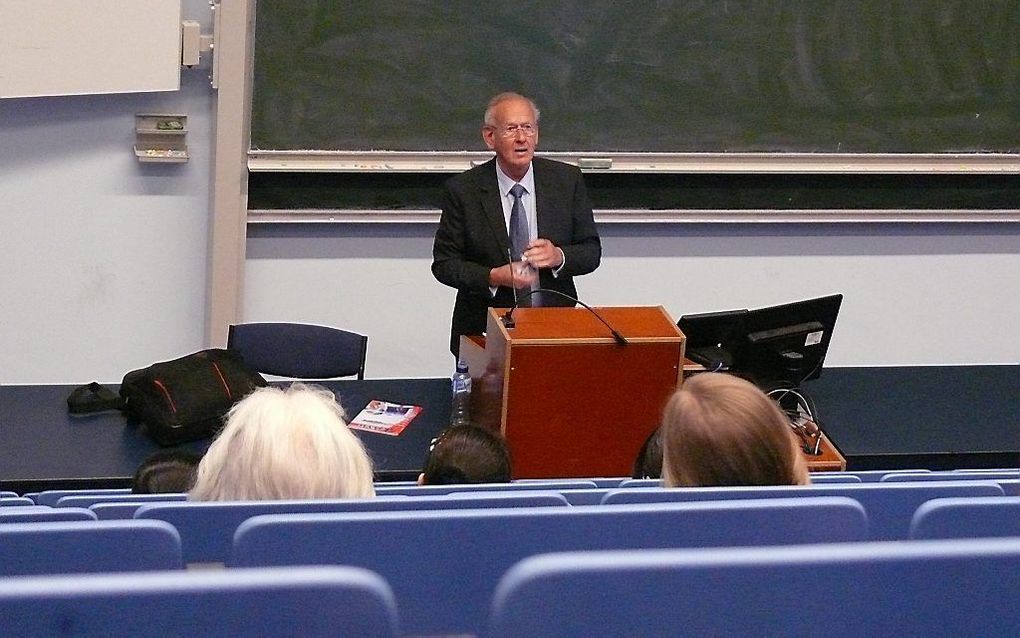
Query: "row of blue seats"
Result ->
[[1, 481, 1014, 545], [5, 537, 1020, 637], [8, 467, 1020, 505], [4, 510, 1020, 636]]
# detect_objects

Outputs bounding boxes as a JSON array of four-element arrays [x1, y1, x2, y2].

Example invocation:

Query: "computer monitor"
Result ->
[[736, 294, 843, 388], [676, 308, 748, 370], [678, 294, 843, 388]]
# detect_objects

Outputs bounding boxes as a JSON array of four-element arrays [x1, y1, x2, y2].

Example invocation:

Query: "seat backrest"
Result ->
[[828, 469, 932, 482], [910, 496, 1020, 539], [0, 520, 182, 575], [0, 566, 398, 637], [137, 492, 569, 564], [373, 480, 598, 496], [227, 322, 368, 379], [34, 488, 132, 506], [0, 497, 35, 507], [601, 481, 1004, 540], [0, 491, 18, 498], [488, 537, 1020, 637], [0, 507, 97, 524], [230, 497, 866, 636], [55, 493, 187, 508], [809, 474, 862, 483], [882, 470, 1020, 482]]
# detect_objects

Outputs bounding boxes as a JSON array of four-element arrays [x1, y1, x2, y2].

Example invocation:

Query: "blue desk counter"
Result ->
[[0, 379, 451, 492]]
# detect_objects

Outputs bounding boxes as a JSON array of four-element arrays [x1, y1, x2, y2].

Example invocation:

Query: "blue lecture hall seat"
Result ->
[[0, 491, 18, 498], [0, 507, 97, 524], [227, 322, 369, 379], [135, 492, 570, 565], [373, 480, 599, 496], [54, 493, 188, 508], [33, 488, 132, 506], [229, 497, 866, 636], [910, 496, 1020, 540], [0, 520, 182, 576], [0, 497, 36, 507], [600, 480, 1005, 540], [487, 537, 1020, 637], [0, 566, 398, 637], [881, 470, 1020, 483]]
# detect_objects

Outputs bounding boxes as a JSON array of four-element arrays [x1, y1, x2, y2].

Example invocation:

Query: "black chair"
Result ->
[[227, 323, 368, 379]]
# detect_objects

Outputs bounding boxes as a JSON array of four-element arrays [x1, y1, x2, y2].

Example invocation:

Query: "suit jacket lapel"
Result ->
[[478, 160, 510, 257]]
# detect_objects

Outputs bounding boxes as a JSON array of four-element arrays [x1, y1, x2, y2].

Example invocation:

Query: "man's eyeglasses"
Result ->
[[492, 123, 537, 138]]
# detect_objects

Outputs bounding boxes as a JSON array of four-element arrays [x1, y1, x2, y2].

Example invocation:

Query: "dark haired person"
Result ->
[[661, 373, 810, 487], [418, 424, 512, 485], [132, 449, 203, 494], [632, 426, 663, 480]]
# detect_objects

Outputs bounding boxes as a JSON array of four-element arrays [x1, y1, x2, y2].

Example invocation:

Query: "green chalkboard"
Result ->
[[251, 0, 1020, 154]]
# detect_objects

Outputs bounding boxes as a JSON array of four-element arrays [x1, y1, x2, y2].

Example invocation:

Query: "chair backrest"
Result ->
[[34, 488, 132, 506], [55, 493, 188, 508], [809, 474, 862, 483], [136, 492, 569, 564], [910, 496, 1020, 539], [488, 537, 1020, 637], [227, 322, 368, 379], [601, 481, 1004, 540], [0, 497, 35, 507], [0, 520, 182, 575], [0, 491, 18, 498], [0, 566, 398, 637], [373, 480, 598, 496], [0, 507, 97, 524], [882, 470, 1020, 482], [230, 497, 866, 636], [826, 469, 932, 482]]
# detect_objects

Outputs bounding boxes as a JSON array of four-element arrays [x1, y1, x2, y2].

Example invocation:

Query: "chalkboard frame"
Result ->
[[249, 0, 1020, 170]]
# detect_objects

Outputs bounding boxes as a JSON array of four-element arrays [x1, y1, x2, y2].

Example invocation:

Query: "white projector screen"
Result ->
[[0, 0, 181, 98]]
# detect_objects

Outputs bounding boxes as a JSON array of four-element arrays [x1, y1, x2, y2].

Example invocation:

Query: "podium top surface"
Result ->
[[489, 306, 684, 344]]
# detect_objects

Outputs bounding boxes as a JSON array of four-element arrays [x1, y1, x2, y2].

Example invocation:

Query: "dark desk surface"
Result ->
[[1, 379, 451, 492]]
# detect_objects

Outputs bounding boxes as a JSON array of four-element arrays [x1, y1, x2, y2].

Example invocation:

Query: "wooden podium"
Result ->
[[459, 306, 685, 478]]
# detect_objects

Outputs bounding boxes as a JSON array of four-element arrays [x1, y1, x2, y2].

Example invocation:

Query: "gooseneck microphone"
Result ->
[[501, 287, 629, 346], [502, 248, 520, 329]]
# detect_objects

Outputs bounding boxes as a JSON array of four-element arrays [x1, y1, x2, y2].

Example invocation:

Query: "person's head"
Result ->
[[132, 449, 202, 494], [632, 426, 663, 479], [661, 372, 810, 487], [189, 383, 375, 501], [418, 423, 512, 485], [482, 91, 540, 182]]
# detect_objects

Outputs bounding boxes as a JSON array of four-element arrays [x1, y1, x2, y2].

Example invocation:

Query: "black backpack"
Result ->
[[118, 348, 266, 445]]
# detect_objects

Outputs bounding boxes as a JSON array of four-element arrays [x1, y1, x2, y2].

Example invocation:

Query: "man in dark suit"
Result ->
[[432, 92, 601, 357]]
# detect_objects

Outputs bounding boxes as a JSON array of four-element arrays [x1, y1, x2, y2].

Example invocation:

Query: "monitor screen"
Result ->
[[678, 294, 843, 388]]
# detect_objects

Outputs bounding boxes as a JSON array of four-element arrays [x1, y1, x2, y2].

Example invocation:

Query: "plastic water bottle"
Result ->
[[450, 361, 472, 425]]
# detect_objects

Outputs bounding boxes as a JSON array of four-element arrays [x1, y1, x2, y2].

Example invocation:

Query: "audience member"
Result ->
[[418, 423, 512, 485], [632, 426, 663, 479], [661, 372, 810, 487], [189, 383, 375, 500], [132, 449, 202, 494]]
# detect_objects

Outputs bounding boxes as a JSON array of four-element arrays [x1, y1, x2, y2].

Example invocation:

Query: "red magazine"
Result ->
[[347, 400, 422, 436]]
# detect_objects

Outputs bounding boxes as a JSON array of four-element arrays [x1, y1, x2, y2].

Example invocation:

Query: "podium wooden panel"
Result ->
[[806, 434, 847, 472], [460, 306, 685, 478]]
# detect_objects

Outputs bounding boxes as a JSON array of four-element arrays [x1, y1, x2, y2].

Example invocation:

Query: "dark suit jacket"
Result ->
[[432, 157, 601, 356]]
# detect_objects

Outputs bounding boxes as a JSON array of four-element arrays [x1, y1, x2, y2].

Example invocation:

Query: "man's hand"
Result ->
[[522, 238, 563, 269], [489, 263, 538, 289]]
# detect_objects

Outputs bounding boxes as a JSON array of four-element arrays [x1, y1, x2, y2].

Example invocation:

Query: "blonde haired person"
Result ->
[[190, 383, 375, 501], [661, 372, 810, 487]]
